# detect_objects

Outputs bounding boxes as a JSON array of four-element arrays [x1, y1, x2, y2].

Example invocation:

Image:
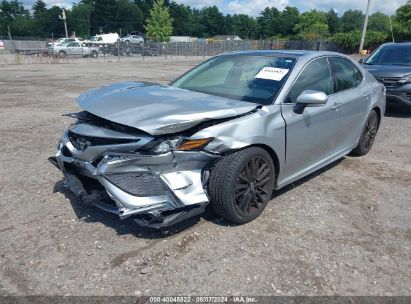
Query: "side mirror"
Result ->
[[358, 58, 367, 64], [296, 90, 328, 106]]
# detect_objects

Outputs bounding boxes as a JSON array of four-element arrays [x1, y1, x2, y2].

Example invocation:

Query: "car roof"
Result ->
[[220, 50, 344, 58], [380, 42, 411, 47]]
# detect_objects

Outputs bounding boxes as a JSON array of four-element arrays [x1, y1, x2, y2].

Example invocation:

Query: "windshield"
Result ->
[[365, 45, 411, 66], [171, 55, 297, 104]]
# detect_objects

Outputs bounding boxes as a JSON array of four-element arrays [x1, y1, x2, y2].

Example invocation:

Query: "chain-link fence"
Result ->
[[0, 38, 343, 65]]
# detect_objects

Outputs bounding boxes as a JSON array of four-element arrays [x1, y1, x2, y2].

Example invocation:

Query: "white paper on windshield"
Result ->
[[255, 67, 289, 81]]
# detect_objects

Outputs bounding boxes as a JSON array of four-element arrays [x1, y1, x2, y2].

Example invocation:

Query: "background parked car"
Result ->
[[47, 37, 83, 48], [120, 35, 144, 45], [49, 42, 99, 58], [360, 42, 411, 108]]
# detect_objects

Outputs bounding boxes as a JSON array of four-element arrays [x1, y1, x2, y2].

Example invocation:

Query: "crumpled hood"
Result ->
[[77, 82, 259, 135]]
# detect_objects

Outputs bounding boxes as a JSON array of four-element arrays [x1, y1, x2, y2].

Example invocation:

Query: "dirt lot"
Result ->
[[0, 58, 410, 296]]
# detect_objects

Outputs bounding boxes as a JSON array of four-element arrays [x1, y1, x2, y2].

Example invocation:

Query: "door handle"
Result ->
[[332, 103, 342, 111]]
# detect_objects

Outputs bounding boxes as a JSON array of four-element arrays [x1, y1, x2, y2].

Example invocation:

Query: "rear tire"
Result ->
[[209, 147, 275, 224], [58, 51, 66, 58], [90, 51, 98, 58], [351, 110, 379, 156]]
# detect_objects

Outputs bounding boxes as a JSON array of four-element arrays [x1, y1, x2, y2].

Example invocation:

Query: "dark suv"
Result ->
[[360, 42, 411, 107]]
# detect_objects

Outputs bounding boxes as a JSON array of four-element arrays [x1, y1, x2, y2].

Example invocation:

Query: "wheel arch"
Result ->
[[253, 144, 280, 185], [226, 144, 280, 186], [372, 106, 382, 129]]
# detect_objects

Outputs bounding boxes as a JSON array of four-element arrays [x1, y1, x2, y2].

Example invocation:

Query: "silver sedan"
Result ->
[[50, 50, 386, 228]]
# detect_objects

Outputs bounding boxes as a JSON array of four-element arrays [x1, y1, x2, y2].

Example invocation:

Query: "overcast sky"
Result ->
[[21, 0, 409, 16]]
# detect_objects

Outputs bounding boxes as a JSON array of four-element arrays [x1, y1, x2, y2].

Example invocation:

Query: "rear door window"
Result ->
[[331, 57, 362, 92]]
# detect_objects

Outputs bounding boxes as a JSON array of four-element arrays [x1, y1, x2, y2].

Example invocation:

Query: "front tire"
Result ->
[[209, 147, 275, 224], [351, 109, 379, 156]]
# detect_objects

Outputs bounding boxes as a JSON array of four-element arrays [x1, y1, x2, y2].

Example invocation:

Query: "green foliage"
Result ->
[[257, 7, 280, 38], [116, 0, 143, 33], [0, 0, 409, 51], [368, 12, 390, 32], [69, 3, 94, 37], [32, 0, 46, 18], [332, 30, 388, 53], [144, 0, 172, 41], [294, 10, 329, 40], [9, 15, 34, 36], [229, 14, 259, 39], [198, 6, 225, 37], [326, 9, 341, 34], [392, 0, 411, 41], [340, 10, 364, 32], [278, 6, 299, 36], [168, 2, 192, 36]]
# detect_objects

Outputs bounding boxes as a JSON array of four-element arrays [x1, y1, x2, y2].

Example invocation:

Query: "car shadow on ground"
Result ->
[[206, 157, 345, 227], [385, 103, 411, 118], [53, 180, 206, 239], [54, 157, 345, 237]]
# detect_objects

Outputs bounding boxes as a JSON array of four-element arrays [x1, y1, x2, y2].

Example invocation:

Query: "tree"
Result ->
[[42, 6, 65, 37], [144, 0, 172, 41], [69, 3, 94, 37], [168, 1, 193, 36], [190, 8, 205, 37], [32, 0, 46, 18], [199, 6, 224, 37], [368, 12, 390, 33], [230, 14, 259, 39], [294, 10, 329, 40], [326, 9, 341, 34], [116, 0, 143, 33], [9, 15, 34, 36], [31, 0, 49, 36], [0, 0, 31, 36], [257, 7, 280, 38], [92, 0, 117, 33], [340, 9, 364, 32], [392, 0, 411, 41], [278, 6, 299, 36]]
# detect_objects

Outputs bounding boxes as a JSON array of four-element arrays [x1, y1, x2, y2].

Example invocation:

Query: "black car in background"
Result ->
[[360, 42, 411, 107]]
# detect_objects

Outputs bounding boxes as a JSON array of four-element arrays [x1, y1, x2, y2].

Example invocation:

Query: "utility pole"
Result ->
[[59, 9, 68, 38], [7, 25, 15, 55], [359, 0, 372, 53], [389, 15, 395, 42]]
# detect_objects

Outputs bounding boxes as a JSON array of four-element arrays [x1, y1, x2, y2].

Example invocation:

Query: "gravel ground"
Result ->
[[0, 58, 410, 296]]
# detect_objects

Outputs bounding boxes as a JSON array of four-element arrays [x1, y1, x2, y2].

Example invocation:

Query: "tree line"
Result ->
[[0, 0, 410, 51]]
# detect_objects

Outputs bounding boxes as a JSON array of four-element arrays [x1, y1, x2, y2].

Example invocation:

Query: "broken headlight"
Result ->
[[151, 137, 214, 153]]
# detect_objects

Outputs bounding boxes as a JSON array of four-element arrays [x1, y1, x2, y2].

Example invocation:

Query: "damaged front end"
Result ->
[[50, 112, 219, 228]]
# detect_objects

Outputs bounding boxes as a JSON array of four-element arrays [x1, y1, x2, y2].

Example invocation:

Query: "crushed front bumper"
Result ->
[[50, 130, 219, 227]]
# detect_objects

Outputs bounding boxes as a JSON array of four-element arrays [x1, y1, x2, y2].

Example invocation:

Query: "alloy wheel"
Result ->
[[363, 114, 378, 150], [234, 156, 272, 216]]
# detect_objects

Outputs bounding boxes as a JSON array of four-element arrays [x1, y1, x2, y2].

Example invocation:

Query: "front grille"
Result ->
[[68, 131, 137, 150], [375, 77, 402, 89], [104, 172, 166, 197]]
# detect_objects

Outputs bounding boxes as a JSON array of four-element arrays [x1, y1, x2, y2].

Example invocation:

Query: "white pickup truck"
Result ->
[[48, 42, 99, 58]]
